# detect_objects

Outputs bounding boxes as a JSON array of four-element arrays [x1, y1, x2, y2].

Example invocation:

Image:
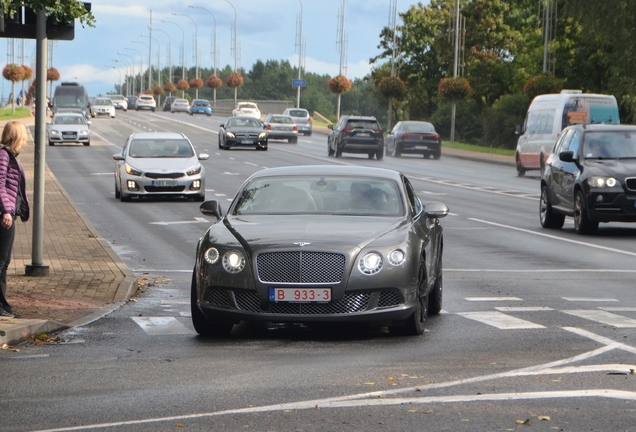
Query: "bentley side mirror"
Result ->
[[200, 200, 223, 220], [424, 202, 449, 219]]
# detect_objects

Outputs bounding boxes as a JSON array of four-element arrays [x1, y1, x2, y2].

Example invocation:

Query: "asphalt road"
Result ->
[[2, 110, 635, 432]]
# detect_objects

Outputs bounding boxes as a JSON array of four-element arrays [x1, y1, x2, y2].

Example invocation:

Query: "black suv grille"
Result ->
[[256, 252, 345, 284], [626, 177, 636, 191]]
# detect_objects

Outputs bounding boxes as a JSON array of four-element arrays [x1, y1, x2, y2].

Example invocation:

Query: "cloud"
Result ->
[[290, 55, 372, 80]]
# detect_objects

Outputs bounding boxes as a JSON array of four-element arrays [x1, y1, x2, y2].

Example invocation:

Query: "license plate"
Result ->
[[241, 140, 253, 144], [62, 135, 74, 139], [269, 287, 332, 303], [357, 132, 370, 137], [153, 180, 178, 187], [414, 145, 429, 150]]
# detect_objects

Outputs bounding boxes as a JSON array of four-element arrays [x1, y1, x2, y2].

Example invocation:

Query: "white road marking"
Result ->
[[562, 297, 619, 302], [205, 188, 215, 192], [465, 297, 522, 301], [244, 162, 259, 166], [149, 217, 209, 226], [470, 218, 636, 258], [214, 193, 226, 197], [456, 311, 544, 329], [130, 317, 194, 335], [421, 191, 447, 196], [148, 113, 219, 134], [90, 173, 113, 176], [410, 175, 539, 201], [495, 306, 553, 312], [90, 130, 121, 149], [448, 268, 636, 273], [561, 310, 636, 328], [599, 307, 636, 312], [131, 269, 192, 273], [223, 172, 240, 175], [160, 300, 189, 305]]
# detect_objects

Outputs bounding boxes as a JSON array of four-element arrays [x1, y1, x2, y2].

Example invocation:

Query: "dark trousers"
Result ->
[[0, 220, 16, 310]]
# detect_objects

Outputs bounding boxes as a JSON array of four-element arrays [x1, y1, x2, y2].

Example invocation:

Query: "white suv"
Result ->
[[232, 102, 261, 119], [136, 95, 156, 112]]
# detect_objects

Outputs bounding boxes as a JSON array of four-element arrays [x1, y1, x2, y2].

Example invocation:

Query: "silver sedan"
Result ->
[[47, 113, 91, 146], [113, 132, 209, 202]]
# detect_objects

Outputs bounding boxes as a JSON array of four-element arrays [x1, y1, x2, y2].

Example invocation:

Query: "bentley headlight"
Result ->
[[125, 164, 142, 176], [204, 247, 219, 264], [358, 252, 383, 275], [222, 250, 245, 273], [387, 249, 406, 266], [187, 164, 202, 176], [258, 132, 267, 139], [588, 176, 619, 188], [226, 132, 235, 138]]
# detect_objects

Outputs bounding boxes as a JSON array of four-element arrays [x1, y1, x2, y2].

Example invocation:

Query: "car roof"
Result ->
[[574, 124, 636, 132], [94, 98, 112, 103], [175, 99, 188, 102], [344, 116, 378, 121], [129, 132, 189, 140], [193, 99, 209, 102], [139, 95, 153, 98], [248, 165, 403, 182], [54, 113, 84, 118]]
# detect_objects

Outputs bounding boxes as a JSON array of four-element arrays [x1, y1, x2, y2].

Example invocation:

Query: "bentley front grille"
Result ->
[[234, 291, 369, 314], [256, 252, 345, 284]]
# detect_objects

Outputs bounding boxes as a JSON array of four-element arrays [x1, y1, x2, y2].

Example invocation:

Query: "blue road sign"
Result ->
[[292, 79, 307, 88]]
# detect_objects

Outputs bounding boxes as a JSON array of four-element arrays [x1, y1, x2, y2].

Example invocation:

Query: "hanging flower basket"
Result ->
[[47, 67, 61, 82], [328, 75, 352, 94], [437, 77, 472, 100], [153, 85, 165, 96], [3, 64, 25, 82], [206, 74, 222, 89], [226, 72, 244, 88], [378, 76, 406, 99], [164, 81, 176, 93], [143, 88, 153, 95], [176, 79, 190, 91], [21, 65, 33, 81], [523, 73, 563, 100], [189, 78, 203, 89]]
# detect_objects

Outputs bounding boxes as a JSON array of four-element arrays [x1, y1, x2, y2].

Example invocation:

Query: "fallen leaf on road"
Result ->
[[1, 343, 19, 352], [387, 377, 394, 382], [175, 423, 184, 428], [538, 416, 551, 421], [364, 382, 375, 385], [515, 419, 531, 425]]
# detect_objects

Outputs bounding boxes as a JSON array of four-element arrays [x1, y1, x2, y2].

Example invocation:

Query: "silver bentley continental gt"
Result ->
[[191, 165, 448, 337]]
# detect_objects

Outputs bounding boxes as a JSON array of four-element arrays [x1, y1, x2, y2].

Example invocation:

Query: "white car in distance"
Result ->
[[232, 102, 261, 119], [91, 97, 116, 118], [136, 95, 157, 112]]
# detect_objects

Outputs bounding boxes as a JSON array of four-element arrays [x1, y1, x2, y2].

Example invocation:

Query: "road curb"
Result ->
[[0, 319, 68, 346]]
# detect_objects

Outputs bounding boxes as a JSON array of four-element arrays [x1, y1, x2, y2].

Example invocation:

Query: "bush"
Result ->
[[430, 100, 483, 144], [189, 78, 203, 89], [153, 86, 165, 96], [378, 76, 406, 99], [481, 94, 531, 149], [3, 64, 25, 82], [206, 75, 222, 89], [47, 67, 60, 81], [176, 79, 190, 91], [164, 81, 176, 93]]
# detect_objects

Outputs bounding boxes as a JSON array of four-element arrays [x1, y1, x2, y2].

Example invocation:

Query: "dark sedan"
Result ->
[[541, 124, 636, 234], [385, 121, 442, 159], [218, 116, 268, 151], [191, 165, 448, 337]]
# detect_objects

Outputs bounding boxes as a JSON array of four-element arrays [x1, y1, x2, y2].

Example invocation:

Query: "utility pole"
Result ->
[[148, 10, 153, 91], [335, 0, 347, 120], [450, 0, 460, 143], [387, 0, 398, 132], [295, 0, 304, 108]]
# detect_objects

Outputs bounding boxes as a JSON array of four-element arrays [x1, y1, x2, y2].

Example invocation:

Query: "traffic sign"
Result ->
[[292, 79, 307, 88]]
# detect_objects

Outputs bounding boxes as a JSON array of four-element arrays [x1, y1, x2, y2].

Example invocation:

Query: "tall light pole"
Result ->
[[113, 59, 131, 96], [172, 12, 199, 98], [450, 0, 460, 143], [125, 47, 144, 92], [117, 52, 136, 95], [295, 0, 303, 108], [148, 10, 153, 93], [108, 66, 122, 93], [140, 34, 162, 86], [132, 41, 151, 88], [335, 0, 348, 120], [154, 28, 173, 85], [221, 0, 238, 104], [162, 20, 186, 81], [188, 5, 218, 106]]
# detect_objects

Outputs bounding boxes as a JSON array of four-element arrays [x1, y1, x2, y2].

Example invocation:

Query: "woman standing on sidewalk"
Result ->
[[0, 121, 30, 318]]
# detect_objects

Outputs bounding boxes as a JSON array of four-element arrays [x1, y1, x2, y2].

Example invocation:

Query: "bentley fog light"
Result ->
[[204, 247, 219, 264], [387, 249, 406, 266], [223, 250, 246, 273], [359, 252, 383, 275]]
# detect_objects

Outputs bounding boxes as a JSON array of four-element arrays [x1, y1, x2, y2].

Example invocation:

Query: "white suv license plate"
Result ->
[[153, 180, 178, 187], [269, 287, 332, 303]]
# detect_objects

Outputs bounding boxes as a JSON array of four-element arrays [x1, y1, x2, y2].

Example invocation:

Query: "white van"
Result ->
[[515, 90, 619, 176]]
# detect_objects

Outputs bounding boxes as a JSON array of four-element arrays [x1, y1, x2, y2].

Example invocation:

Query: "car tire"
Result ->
[[307, 131, 312, 136], [335, 147, 342, 158], [84, 141, 90, 146], [376, 148, 384, 160], [428, 255, 443, 315], [136, 108, 139, 111], [390, 280, 427, 336], [328, 145, 334, 157], [432, 149, 441, 160], [540, 184, 565, 229], [516, 154, 526, 177], [394, 145, 401, 157], [48, 141, 54, 146], [190, 272, 234, 337], [574, 190, 598, 235], [207, 113, 212, 117], [114, 181, 121, 199]]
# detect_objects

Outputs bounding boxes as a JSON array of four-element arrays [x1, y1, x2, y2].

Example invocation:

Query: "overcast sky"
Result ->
[[1, 0, 416, 97]]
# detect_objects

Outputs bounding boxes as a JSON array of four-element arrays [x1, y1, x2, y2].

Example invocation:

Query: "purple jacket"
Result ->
[[0, 146, 29, 222]]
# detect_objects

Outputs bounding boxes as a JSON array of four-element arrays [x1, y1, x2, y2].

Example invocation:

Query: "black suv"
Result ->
[[327, 116, 384, 160], [163, 96, 176, 112], [540, 123, 636, 234]]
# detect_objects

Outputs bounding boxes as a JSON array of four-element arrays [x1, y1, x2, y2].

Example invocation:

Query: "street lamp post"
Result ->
[[125, 47, 144, 93], [296, 0, 303, 108], [221, 0, 238, 104], [108, 66, 122, 93], [154, 28, 173, 85], [117, 51, 136, 95], [139, 34, 162, 86], [162, 20, 186, 82], [188, 5, 218, 106], [132, 41, 151, 89], [172, 12, 199, 98], [113, 59, 131, 96]]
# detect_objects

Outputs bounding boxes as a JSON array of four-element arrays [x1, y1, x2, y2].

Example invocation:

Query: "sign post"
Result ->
[[292, 79, 306, 88]]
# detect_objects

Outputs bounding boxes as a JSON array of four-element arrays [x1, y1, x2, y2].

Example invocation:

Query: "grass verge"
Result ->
[[443, 140, 515, 156], [0, 107, 32, 120]]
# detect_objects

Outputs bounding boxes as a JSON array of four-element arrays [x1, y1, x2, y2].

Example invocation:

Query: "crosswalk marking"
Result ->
[[599, 307, 636, 312], [494, 306, 553, 312], [131, 317, 194, 335], [465, 297, 522, 302], [561, 310, 636, 328], [562, 297, 619, 302], [455, 311, 545, 329]]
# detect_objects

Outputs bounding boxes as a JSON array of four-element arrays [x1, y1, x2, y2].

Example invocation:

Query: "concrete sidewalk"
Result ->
[[0, 116, 137, 347]]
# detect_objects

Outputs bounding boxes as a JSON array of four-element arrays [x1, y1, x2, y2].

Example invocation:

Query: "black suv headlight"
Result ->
[[587, 176, 620, 188]]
